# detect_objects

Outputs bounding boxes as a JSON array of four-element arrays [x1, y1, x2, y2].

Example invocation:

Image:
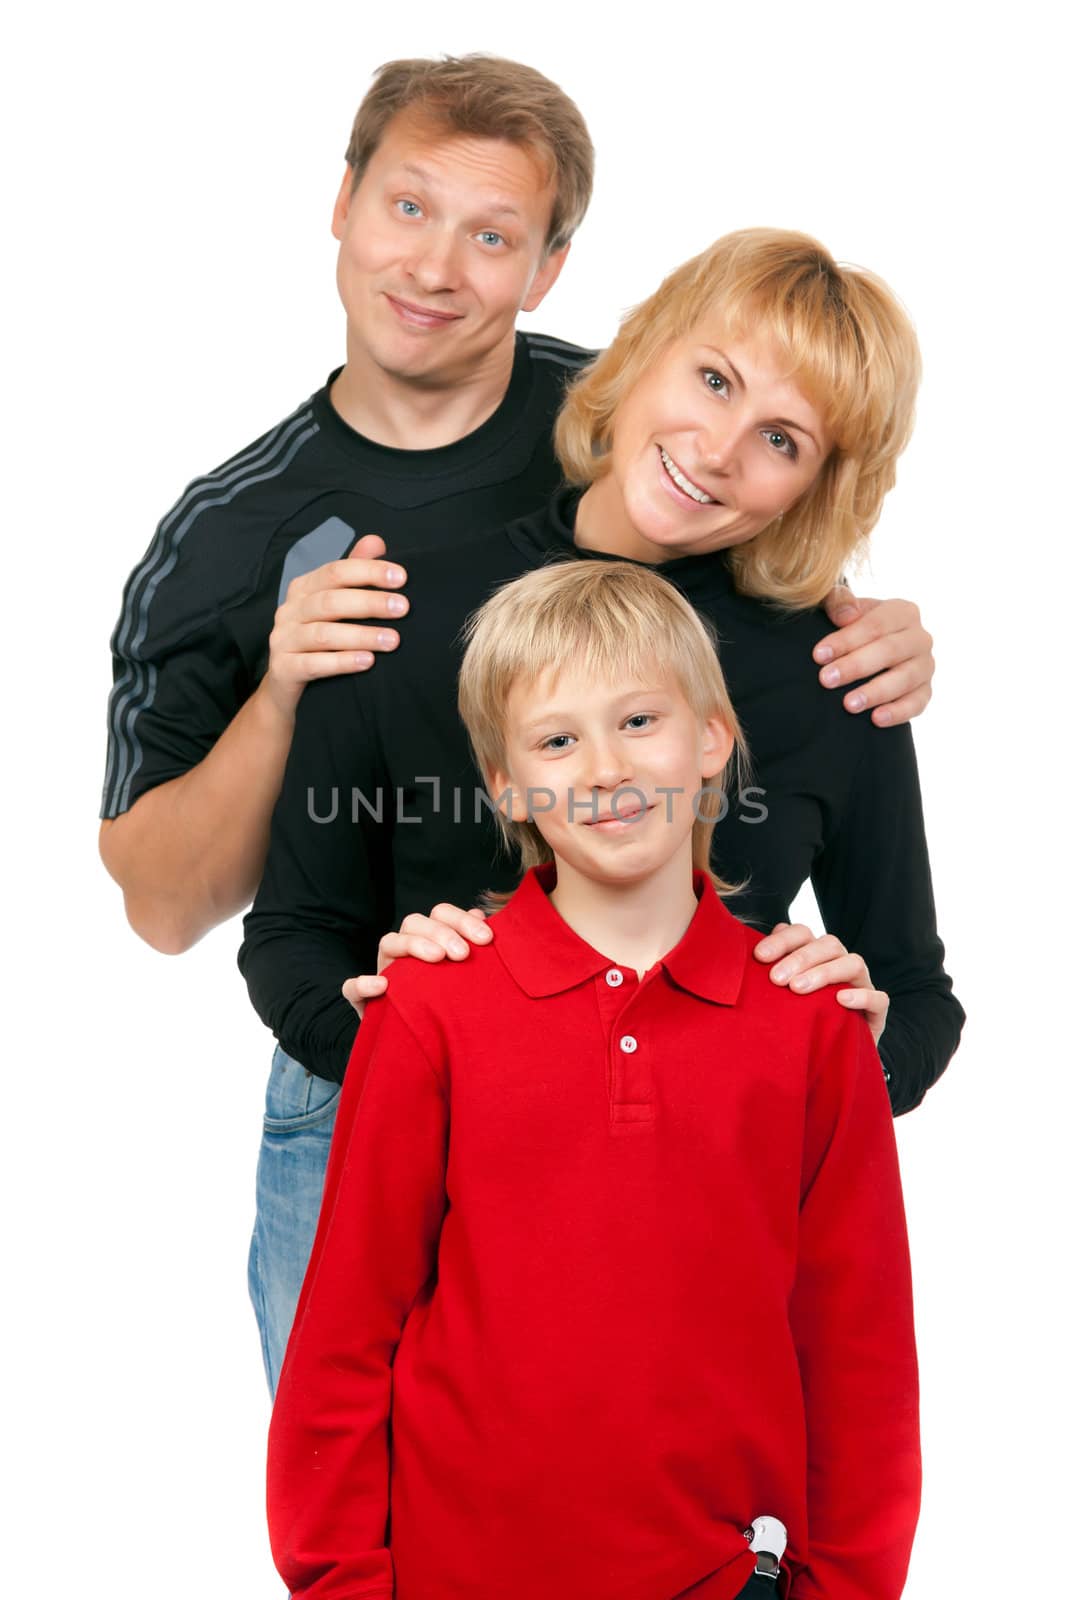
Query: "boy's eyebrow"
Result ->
[[396, 162, 522, 220], [521, 688, 673, 733]]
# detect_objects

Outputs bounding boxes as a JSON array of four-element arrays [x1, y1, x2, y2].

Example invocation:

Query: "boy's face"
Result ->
[[332, 109, 570, 388], [489, 664, 733, 889]]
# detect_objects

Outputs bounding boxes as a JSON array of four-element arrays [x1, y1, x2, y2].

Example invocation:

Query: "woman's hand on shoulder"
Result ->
[[814, 587, 935, 728], [341, 904, 494, 1020], [752, 922, 889, 1046]]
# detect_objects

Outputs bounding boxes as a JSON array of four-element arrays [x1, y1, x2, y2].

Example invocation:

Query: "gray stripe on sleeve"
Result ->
[[102, 417, 320, 817]]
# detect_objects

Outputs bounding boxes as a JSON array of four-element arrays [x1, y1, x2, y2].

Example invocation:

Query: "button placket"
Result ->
[[610, 993, 654, 1125]]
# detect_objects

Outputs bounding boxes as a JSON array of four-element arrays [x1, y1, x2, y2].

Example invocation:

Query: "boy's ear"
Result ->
[[331, 166, 356, 240], [486, 766, 528, 823], [699, 716, 735, 782]]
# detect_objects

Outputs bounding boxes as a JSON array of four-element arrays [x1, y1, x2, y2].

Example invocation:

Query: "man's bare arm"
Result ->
[[99, 680, 298, 953], [99, 535, 408, 953]]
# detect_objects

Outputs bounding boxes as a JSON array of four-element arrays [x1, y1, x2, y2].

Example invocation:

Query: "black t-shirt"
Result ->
[[239, 489, 964, 1115], [100, 332, 594, 820]]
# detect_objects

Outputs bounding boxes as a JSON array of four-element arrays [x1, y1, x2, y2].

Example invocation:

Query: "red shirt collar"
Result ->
[[490, 863, 750, 1005]]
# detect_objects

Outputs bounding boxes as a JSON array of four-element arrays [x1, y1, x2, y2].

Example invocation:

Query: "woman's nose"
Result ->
[[696, 417, 745, 475]]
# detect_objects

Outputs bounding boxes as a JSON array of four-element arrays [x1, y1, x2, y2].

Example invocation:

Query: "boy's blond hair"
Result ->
[[457, 560, 747, 906], [345, 55, 595, 255], [555, 228, 921, 608]]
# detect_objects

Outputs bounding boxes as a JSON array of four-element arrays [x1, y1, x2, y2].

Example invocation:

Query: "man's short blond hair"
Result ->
[[457, 560, 747, 904], [555, 229, 921, 608], [345, 54, 595, 255]]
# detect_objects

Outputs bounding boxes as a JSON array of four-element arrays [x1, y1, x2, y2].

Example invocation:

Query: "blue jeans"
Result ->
[[248, 1046, 340, 1397]]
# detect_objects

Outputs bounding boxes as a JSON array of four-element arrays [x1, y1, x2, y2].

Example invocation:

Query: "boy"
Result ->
[[267, 561, 920, 1600]]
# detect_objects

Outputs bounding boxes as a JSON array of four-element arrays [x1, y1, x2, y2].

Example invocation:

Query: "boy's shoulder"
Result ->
[[366, 935, 519, 1034]]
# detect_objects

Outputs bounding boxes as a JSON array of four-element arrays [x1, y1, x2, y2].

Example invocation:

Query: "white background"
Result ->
[[5, 1, 1063, 1593]]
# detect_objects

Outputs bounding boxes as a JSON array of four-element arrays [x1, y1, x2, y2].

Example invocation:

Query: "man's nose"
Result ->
[[406, 228, 463, 293]]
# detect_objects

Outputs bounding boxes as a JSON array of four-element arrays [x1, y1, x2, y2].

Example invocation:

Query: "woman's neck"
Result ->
[[574, 477, 671, 565]]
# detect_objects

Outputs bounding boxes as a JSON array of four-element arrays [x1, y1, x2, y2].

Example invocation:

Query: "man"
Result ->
[[99, 54, 936, 1391]]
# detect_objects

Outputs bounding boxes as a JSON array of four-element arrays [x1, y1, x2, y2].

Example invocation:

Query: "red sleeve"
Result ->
[[267, 995, 449, 1600], [788, 1003, 921, 1600]]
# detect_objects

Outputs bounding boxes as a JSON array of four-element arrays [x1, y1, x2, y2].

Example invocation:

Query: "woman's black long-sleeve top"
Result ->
[[239, 489, 964, 1114]]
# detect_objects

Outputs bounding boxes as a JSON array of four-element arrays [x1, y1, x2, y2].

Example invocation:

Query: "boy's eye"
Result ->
[[476, 230, 505, 247], [625, 714, 656, 730], [540, 734, 575, 751], [702, 369, 728, 395], [397, 199, 422, 218]]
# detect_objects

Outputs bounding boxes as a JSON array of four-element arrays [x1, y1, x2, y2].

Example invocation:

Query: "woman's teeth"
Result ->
[[659, 447, 713, 504]]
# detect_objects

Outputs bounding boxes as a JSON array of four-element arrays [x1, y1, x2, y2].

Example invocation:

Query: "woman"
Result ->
[[310, 227, 962, 1110], [240, 225, 962, 1364]]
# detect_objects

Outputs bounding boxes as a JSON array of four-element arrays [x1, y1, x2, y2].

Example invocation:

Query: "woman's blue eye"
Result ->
[[702, 369, 728, 394], [763, 428, 798, 460]]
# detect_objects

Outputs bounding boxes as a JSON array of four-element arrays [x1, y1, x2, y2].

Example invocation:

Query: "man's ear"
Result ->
[[331, 165, 356, 241], [486, 765, 528, 822], [699, 716, 735, 783], [522, 241, 571, 314]]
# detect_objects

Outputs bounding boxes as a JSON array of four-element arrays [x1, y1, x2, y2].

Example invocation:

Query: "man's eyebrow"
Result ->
[[702, 345, 822, 449], [395, 163, 521, 220]]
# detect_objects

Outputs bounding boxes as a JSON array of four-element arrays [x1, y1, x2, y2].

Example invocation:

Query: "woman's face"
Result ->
[[603, 317, 832, 559]]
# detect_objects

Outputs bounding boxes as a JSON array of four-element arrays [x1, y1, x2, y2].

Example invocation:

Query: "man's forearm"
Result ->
[[99, 680, 297, 952]]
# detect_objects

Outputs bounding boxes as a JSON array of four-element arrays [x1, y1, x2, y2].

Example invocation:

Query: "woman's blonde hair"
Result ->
[[457, 559, 748, 908], [555, 228, 921, 608]]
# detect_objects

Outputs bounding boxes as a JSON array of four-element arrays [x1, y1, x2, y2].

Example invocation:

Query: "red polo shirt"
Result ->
[[268, 866, 920, 1600]]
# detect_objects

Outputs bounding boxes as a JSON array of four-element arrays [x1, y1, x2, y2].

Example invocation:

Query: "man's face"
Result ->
[[332, 109, 569, 388]]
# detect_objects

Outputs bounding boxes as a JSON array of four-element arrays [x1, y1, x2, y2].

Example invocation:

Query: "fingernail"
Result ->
[[377, 631, 399, 649], [773, 963, 794, 983], [355, 653, 374, 669], [821, 666, 841, 687], [448, 940, 466, 958], [386, 567, 405, 586], [793, 974, 812, 991], [845, 692, 867, 712], [386, 595, 408, 615], [835, 605, 860, 624], [473, 926, 492, 940], [813, 644, 833, 664]]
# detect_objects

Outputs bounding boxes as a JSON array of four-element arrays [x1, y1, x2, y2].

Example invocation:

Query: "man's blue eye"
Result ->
[[478, 231, 504, 247], [398, 200, 421, 217]]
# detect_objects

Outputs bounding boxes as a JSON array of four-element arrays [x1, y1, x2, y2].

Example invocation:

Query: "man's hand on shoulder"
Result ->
[[341, 904, 495, 1020], [263, 533, 411, 719], [813, 586, 935, 728]]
